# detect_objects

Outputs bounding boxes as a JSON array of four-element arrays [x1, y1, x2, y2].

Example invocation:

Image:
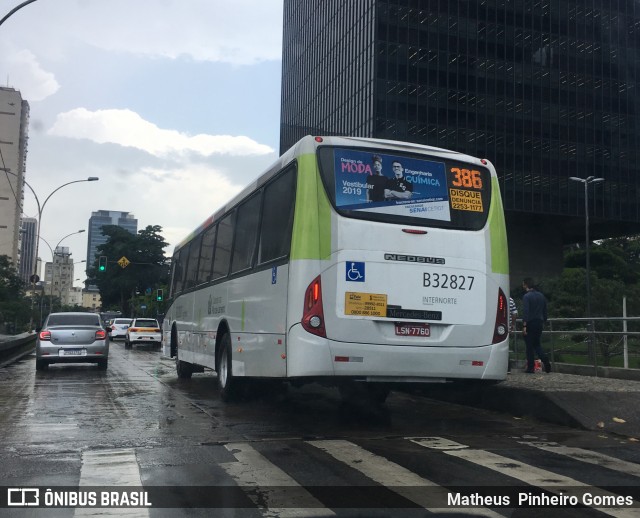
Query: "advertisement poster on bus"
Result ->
[[333, 149, 451, 221]]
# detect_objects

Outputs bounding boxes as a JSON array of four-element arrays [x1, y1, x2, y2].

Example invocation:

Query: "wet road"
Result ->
[[1, 341, 639, 517]]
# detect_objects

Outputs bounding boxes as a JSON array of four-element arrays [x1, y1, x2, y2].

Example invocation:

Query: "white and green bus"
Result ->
[[162, 135, 510, 401]]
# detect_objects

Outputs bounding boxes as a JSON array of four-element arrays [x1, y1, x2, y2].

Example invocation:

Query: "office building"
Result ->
[[44, 246, 76, 306], [86, 210, 138, 267], [19, 217, 37, 285], [280, 1, 640, 279], [0, 87, 29, 269]]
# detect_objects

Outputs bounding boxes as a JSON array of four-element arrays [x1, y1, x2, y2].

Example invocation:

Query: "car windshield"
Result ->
[[135, 320, 158, 327], [47, 314, 100, 326], [114, 319, 132, 324]]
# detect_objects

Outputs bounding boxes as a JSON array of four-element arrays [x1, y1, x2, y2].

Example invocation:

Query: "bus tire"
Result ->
[[217, 333, 240, 401], [176, 358, 193, 379], [367, 384, 390, 404]]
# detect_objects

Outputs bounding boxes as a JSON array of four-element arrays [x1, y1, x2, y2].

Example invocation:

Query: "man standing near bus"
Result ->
[[522, 277, 551, 373], [385, 160, 413, 200]]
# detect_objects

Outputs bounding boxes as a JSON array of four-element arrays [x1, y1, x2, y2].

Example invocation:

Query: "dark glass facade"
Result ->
[[281, 0, 640, 279], [86, 211, 138, 267]]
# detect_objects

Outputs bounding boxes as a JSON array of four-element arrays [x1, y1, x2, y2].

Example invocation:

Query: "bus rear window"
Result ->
[[317, 147, 492, 230]]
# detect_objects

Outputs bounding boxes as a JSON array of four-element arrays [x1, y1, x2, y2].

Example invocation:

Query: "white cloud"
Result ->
[[5, 0, 283, 66], [133, 163, 245, 250], [0, 48, 59, 102], [48, 108, 274, 157]]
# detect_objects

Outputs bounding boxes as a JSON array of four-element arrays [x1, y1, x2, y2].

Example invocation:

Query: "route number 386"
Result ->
[[450, 168, 482, 189]]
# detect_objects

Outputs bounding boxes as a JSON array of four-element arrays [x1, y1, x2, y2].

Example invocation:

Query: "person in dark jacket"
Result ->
[[522, 277, 551, 373]]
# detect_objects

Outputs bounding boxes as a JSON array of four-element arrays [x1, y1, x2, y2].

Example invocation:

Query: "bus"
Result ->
[[162, 135, 510, 402]]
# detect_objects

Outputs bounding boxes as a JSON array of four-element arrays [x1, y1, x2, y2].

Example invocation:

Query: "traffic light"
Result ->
[[156, 289, 163, 301], [98, 256, 107, 272]]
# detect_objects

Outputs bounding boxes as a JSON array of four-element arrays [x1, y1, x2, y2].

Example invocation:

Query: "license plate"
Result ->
[[395, 323, 430, 336], [59, 349, 86, 356]]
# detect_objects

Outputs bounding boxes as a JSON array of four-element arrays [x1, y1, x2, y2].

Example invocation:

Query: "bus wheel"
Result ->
[[367, 384, 390, 404], [217, 333, 239, 401], [176, 358, 193, 379]]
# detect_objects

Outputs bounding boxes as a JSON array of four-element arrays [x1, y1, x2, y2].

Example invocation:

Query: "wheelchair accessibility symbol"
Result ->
[[346, 261, 365, 282]]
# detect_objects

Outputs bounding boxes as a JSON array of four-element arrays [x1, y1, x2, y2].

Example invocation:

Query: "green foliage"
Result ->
[[89, 225, 170, 316], [0, 255, 31, 331], [542, 235, 640, 366]]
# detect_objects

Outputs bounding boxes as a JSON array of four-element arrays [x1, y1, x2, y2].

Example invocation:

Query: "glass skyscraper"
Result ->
[[280, 0, 640, 279], [86, 211, 138, 268]]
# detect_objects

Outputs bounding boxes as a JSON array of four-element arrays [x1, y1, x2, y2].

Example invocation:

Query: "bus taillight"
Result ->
[[302, 275, 326, 338], [492, 288, 509, 343]]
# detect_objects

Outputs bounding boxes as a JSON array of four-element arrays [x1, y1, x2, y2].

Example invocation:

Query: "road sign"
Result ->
[[118, 256, 130, 268], [140, 305, 147, 309]]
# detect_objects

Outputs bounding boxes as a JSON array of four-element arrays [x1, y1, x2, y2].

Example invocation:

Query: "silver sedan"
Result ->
[[35, 312, 110, 371]]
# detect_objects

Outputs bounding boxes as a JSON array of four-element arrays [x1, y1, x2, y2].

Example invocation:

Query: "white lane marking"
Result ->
[[308, 439, 503, 517], [75, 449, 148, 517], [222, 442, 334, 518], [518, 440, 640, 478], [412, 437, 638, 518]]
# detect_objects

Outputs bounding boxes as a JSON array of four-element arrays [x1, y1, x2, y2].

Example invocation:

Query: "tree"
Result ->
[[89, 225, 170, 316], [544, 236, 640, 366], [0, 255, 31, 332]]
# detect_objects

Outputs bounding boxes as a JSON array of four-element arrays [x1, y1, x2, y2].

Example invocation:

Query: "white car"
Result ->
[[109, 318, 133, 340], [125, 318, 162, 349]]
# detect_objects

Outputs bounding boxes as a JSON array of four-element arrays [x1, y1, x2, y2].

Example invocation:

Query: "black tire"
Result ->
[[124, 339, 132, 349], [176, 359, 193, 379], [97, 359, 108, 370], [216, 333, 240, 401], [35, 359, 48, 371], [339, 381, 390, 405], [367, 384, 391, 404]]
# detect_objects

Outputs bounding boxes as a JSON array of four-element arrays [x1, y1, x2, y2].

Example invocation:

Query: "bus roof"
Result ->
[[172, 135, 493, 253]]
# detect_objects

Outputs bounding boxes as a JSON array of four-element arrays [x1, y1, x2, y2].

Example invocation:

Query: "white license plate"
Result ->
[[59, 349, 86, 356], [394, 323, 431, 336]]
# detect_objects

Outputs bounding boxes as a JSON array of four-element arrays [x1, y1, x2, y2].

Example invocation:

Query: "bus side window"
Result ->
[[197, 224, 217, 284], [184, 233, 202, 289], [212, 212, 235, 280], [231, 194, 262, 274], [174, 246, 189, 295], [258, 166, 296, 264]]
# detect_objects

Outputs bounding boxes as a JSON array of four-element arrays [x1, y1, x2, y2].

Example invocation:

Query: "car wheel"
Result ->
[[97, 359, 108, 370], [125, 339, 131, 349], [35, 359, 48, 371], [216, 333, 241, 401]]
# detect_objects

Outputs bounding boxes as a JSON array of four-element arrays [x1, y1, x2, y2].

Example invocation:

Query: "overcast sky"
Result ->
[[1, 0, 283, 286]]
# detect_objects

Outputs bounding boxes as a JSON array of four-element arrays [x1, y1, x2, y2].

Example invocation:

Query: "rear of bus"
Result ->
[[286, 136, 510, 385]]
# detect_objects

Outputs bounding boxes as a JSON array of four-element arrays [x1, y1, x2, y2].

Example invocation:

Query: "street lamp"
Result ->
[[2, 169, 98, 326], [569, 175, 604, 371], [0, 0, 39, 28]]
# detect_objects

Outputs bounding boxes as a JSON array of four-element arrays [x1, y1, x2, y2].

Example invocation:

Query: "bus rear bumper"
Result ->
[[287, 325, 509, 382]]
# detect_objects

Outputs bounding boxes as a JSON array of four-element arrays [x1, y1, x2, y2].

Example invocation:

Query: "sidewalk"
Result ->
[[456, 370, 640, 440]]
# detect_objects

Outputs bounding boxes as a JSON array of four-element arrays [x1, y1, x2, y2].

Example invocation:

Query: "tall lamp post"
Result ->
[[569, 175, 604, 371], [2, 169, 99, 326]]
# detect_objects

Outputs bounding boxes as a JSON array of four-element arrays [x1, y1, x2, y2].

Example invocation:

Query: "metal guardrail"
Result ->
[[511, 316, 640, 377], [0, 333, 37, 368]]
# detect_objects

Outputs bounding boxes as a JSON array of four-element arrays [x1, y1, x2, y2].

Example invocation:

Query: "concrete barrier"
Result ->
[[0, 332, 36, 367]]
